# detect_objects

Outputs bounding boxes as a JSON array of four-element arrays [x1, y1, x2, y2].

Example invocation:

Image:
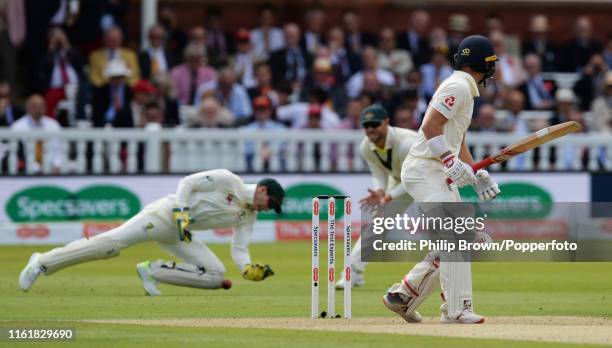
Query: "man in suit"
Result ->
[[328, 26, 362, 84], [396, 10, 431, 67], [522, 15, 559, 72], [0, 82, 23, 127], [92, 59, 134, 128], [343, 10, 376, 56], [268, 23, 312, 87], [205, 6, 235, 68], [518, 54, 556, 110], [561, 16, 603, 72], [300, 6, 326, 55], [139, 24, 177, 80], [89, 26, 140, 87]]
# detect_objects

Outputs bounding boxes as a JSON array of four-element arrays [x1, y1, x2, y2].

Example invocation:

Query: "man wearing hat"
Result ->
[[92, 59, 135, 128], [335, 104, 418, 290], [20, 169, 284, 296]]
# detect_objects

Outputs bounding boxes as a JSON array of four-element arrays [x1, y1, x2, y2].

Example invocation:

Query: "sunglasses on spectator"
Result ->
[[362, 122, 381, 129]]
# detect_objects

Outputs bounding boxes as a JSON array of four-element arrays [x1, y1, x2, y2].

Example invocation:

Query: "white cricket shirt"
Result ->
[[409, 70, 479, 159]]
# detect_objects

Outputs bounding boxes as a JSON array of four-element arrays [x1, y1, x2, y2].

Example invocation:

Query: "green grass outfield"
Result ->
[[1, 242, 611, 347]]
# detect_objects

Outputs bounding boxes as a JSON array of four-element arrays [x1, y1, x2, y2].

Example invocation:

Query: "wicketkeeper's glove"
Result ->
[[172, 206, 192, 242], [242, 263, 275, 281]]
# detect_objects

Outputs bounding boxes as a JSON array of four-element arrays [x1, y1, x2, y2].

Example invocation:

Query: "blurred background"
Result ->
[[0, 0, 611, 244]]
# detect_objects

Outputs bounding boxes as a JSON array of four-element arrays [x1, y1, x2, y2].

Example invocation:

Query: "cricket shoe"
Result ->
[[19, 253, 43, 292], [137, 261, 162, 296], [335, 269, 365, 290], [382, 286, 423, 323], [440, 302, 485, 324]]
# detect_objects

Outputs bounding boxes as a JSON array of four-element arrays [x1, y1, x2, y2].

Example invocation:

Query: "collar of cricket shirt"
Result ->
[[368, 125, 394, 152], [241, 183, 257, 209], [454, 70, 480, 98]]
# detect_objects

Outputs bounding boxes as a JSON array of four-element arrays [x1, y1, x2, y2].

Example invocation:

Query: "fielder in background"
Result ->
[[19, 169, 283, 295], [383, 35, 501, 324], [335, 104, 418, 290]]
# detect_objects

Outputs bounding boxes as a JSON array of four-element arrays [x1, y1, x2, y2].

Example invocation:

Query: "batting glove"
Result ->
[[474, 170, 501, 201], [442, 154, 476, 188], [242, 263, 275, 281], [172, 206, 192, 242]]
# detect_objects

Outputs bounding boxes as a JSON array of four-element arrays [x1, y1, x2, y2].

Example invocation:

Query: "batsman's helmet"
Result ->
[[453, 35, 498, 85]]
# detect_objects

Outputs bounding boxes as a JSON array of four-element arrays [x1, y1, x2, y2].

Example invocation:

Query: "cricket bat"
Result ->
[[447, 121, 582, 183]]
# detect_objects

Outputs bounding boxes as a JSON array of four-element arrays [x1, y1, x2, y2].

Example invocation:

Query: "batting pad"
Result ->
[[151, 260, 225, 289], [440, 259, 473, 318], [38, 236, 120, 274]]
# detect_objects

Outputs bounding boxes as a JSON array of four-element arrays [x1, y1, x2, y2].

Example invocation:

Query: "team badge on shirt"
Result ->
[[442, 96, 456, 110]]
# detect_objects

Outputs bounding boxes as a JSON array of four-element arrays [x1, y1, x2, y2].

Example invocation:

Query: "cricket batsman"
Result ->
[[335, 104, 418, 290], [19, 169, 284, 295], [383, 35, 501, 324]]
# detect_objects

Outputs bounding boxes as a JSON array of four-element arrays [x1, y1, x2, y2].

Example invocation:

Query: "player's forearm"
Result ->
[[458, 139, 475, 165], [231, 244, 251, 270]]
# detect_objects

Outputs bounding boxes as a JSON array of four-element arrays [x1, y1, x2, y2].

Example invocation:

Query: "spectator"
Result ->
[[158, 5, 189, 60], [250, 4, 284, 59], [491, 30, 526, 88], [328, 26, 361, 84], [522, 15, 558, 72], [420, 46, 453, 99], [337, 99, 362, 129], [397, 10, 431, 67], [142, 101, 164, 129], [131, 80, 157, 128], [205, 6, 234, 68], [92, 59, 134, 128], [552, 88, 581, 124], [195, 67, 252, 123], [231, 29, 262, 89], [170, 43, 217, 105], [277, 100, 340, 129], [301, 6, 326, 54], [269, 23, 312, 87], [150, 73, 180, 127], [11, 94, 62, 174], [561, 16, 602, 72], [189, 26, 208, 48], [519, 54, 556, 110], [346, 47, 395, 98], [485, 13, 521, 57], [89, 26, 140, 87], [392, 106, 415, 129], [0, 0, 22, 90], [343, 10, 376, 56], [186, 95, 234, 128], [38, 27, 86, 123], [247, 62, 279, 106], [474, 104, 498, 132], [447, 14, 470, 60], [377, 27, 413, 86], [591, 71, 612, 133], [430, 26, 449, 54], [500, 89, 529, 135], [573, 53, 608, 111], [0, 82, 23, 126], [242, 96, 286, 171], [301, 58, 348, 115], [138, 24, 177, 80], [604, 33, 612, 69], [392, 88, 425, 129], [552, 88, 587, 169]]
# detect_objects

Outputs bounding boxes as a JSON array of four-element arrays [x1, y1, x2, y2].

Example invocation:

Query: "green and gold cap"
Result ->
[[360, 104, 389, 125]]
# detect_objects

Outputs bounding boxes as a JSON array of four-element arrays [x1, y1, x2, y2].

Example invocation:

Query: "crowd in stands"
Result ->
[[0, 2, 611, 172]]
